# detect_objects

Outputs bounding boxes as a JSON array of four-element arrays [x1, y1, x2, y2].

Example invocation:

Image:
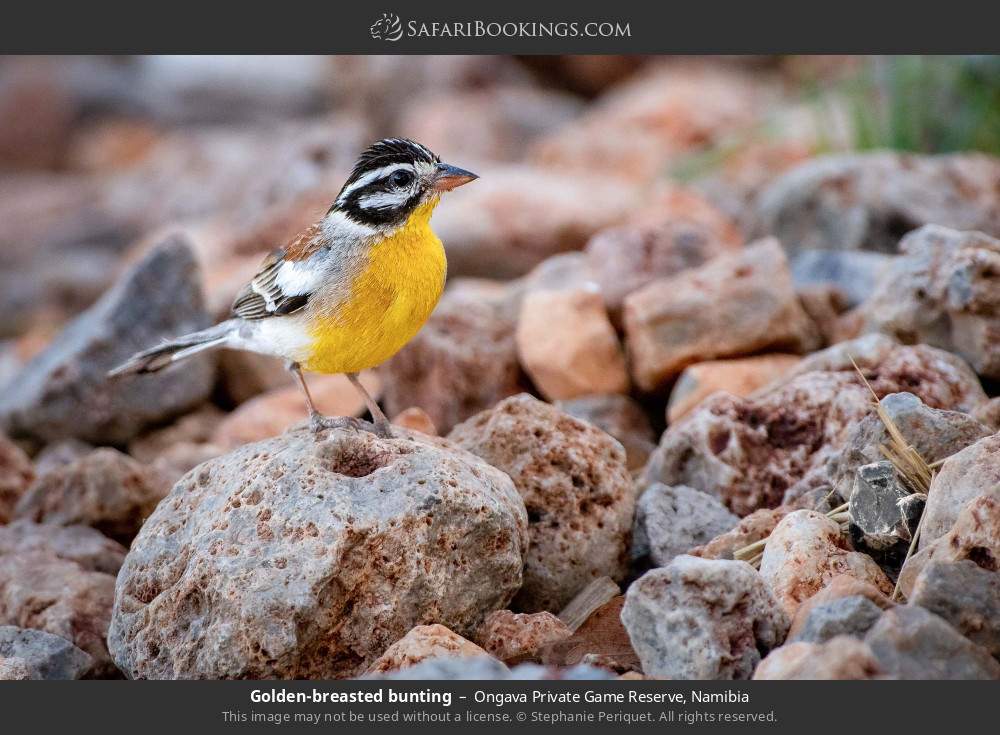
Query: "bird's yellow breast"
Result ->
[[303, 200, 447, 374]]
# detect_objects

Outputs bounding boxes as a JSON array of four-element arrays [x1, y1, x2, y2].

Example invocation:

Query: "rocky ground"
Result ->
[[1, 55, 999, 680]]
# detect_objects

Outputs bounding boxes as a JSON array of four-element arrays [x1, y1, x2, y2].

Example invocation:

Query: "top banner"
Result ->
[[3, 1, 999, 53]]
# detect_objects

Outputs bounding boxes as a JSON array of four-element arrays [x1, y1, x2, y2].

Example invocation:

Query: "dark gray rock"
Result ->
[[0, 236, 215, 445], [789, 595, 884, 644], [864, 605, 1000, 679], [910, 560, 1000, 660], [632, 484, 738, 568], [621, 555, 788, 680], [108, 427, 529, 679], [0, 520, 127, 575], [848, 461, 925, 570], [0, 626, 93, 680], [829, 392, 991, 504], [790, 249, 895, 307]]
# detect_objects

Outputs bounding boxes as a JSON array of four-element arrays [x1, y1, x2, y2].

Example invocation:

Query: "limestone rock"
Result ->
[[667, 354, 801, 424], [788, 595, 884, 644], [108, 427, 528, 679], [864, 605, 1000, 679], [621, 555, 788, 680], [858, 226, 1000, 378], [920, 432, 1000, 548], [689, 507, 792, 560], [787, 574, 894, 641], [0, 625, 93, 680], [379, 288, 526, 434], [758, 510, 893, 618], [448, 394, 635, 613], [516, 287, 629, 401], [623, 239, 819, 391], [365, 624, 493, 675], [0, 236, 215, 445], [972, 397, 1000, 431], [14, 448, 168, 545], [390, 407, 437, 436], [372, 655, 511, 680], [631, 484, 738, 568], [473, 610, 572, 665], [910, 560, 1000, 659], [753, 637, 882, 680], [751, 153, 1000, 254], [211, 372, 379, 449], [583, 207, 742, 324], [790, 249, 896, 308], [556, 394, 656, 472], [0, 552, 116, 677], [645, 338, 987, 516], [0, 433, 33, 523], [0, 520, 126, 575]]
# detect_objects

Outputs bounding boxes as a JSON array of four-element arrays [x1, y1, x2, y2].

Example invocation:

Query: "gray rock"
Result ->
[[448, 394, 635, 613], [790, 249, 896, 307], [0, 432, 33, 523], [789, 595, 884, 644], [0, 236, 216, 445], [829, 392, 990, 504], [0, 520, 127, 575], [921, 433, 1000, 549], [108, 427, 529, 679], [864, 605, 1000, 679], [752, 153, 1000, 255], [632, 484, 738, 568], [0, 552, 117, 677], [848, 461, 925, 570], [621, 555, 788, 680], [910, 560, 1000, 660], [372, 655, 512, 680], [14, 448, 169, 545], [509, 662, 615, 680], [857, 225, 1000, 378], [0, 626, 93, 680]]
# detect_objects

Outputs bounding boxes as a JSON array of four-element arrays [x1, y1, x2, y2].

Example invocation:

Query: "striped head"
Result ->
[[331, 138, 477, 229]]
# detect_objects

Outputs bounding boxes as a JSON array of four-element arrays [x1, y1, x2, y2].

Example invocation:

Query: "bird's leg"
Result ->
[[346, 372, 393, 438], [287, 362, 386, 436]]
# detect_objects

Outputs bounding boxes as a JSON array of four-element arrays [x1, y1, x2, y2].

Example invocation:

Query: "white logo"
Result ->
[[370, 13, 403, 41]]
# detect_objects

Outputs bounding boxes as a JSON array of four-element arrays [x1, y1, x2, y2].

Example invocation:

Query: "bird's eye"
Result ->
[[389, 170, 414, 188]]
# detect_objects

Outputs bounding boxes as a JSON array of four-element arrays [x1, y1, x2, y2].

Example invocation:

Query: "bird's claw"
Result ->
[[309, 413, 394, 439]]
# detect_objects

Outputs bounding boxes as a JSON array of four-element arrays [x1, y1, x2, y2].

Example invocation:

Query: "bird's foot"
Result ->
[[309, 413, 394, 439]]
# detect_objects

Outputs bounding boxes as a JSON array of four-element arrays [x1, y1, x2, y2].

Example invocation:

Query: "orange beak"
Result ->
[[433, 162, 478, 192]]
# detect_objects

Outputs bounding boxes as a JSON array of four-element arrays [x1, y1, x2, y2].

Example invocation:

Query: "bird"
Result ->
[[109, 138, 477, 438]]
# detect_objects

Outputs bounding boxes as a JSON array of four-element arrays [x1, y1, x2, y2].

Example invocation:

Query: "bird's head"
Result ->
[[330, 138, 477, 230]]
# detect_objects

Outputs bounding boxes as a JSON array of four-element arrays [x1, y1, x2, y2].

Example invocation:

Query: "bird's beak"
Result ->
[[433, 163, 478, 192]]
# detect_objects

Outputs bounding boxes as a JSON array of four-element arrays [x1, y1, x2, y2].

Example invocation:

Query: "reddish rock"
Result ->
[[623, 239, 819, 392], [14, 448, 169, 544], [972, 397, 1000, 431], [449, 394, 635, 613], [473, 610, 572, 665], [759, 511, 893, 618], [583, 199, 742, 324], [365, 624, 493, 675], [380, 288, 527, 434], [0, 552, 116, 677], [645, 337, 987, 516], [667, 354, 801, 424], [753, 637, 882, 680], [516, 287, 629, 401], [390, 407, 437, 436], [431, 164, 640, 278], [689, 507, 793, 560], [556, 394, 656, 472], [0, 433, 33, 523], [212, 372, 380, 449]]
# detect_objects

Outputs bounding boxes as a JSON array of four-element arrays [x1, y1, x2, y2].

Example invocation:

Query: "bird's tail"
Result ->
[[107, 320, 238, 377]]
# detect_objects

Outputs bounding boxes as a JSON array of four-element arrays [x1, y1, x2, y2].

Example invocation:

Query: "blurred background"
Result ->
[[1, 54, 998, 420]]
